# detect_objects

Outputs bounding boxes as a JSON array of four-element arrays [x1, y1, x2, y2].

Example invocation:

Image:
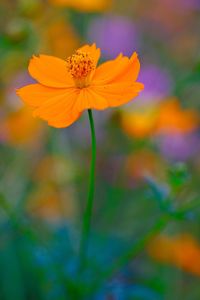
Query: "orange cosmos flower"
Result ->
[[121, 98, 199, 139], [16, 44, 144, 128], [148, 234, 200, 276], [1, 107, 43, 146], [156, 98, 199, 134]]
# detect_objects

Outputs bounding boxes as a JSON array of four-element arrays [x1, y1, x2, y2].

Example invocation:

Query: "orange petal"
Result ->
[[33, 89, 81, 128], [48, 108, 81, 128], [78, 43, 101, 67], [93, 52, 140, 85], [17, 84, 81, 128], [91, 82, 144, 108], [17, 84, 68, 107], [75, 87, 108, 112], [113, 52, 140, 83], [28, 54, 74, 88], [73, 82, 144, 111]]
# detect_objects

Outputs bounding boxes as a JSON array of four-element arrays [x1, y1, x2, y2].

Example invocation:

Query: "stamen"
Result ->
[[66, 50, 95, 88]]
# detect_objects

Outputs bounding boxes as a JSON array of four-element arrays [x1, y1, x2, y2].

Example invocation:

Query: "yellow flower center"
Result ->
[[66, 50, 95, 88]]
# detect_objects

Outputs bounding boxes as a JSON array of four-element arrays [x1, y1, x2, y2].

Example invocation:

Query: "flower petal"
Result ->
[[74, 82, 144, 112], [75, 87, 108, 111], [17, 83, 81, 128], [47, 108, 81, 128], [93, 52, 140, 84], [28, 54, 74, 88], [78, 43, 101, 67], [90, 82, 144, 108], [113, 52, 140, 83], [17, 84, 68, 107]]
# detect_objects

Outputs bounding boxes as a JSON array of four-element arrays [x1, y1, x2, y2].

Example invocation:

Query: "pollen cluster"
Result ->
[[66, 50, 95, 81]]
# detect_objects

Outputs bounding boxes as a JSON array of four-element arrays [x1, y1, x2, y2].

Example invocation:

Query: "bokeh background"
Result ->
[[0, 0, 200, 299]]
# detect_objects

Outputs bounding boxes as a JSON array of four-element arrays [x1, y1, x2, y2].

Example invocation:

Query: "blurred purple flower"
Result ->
[[182, 0, 200, 9], [158, 133, 200, 161], [163, 0, 200, 11], [87, 14, 140, 59], [137, 64, 172, 101]]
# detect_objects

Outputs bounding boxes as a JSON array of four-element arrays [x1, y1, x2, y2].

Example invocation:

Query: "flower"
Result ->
[[148, 234, 200, 276], [16, 44, 144, 128], [0, 107, 43, 146], [158, 133, 200, 161], [121, 106, 158, 138], [160, 0, 200, 12], [155, 99, 199, 134], [49, 0, 111, 12], [40, 18, 80, 59], [137, 64, 172, 102], [120, 98, 199, 139]]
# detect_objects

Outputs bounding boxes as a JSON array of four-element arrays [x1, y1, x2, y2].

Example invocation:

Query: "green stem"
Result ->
[[79, 109, 96, 273]]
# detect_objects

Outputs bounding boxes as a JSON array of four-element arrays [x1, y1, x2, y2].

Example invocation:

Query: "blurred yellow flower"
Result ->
[[121, 106, 158, 138], [1, 107, 43, 146], [148, 234, 200, 276], [49, 0, 111, 12]]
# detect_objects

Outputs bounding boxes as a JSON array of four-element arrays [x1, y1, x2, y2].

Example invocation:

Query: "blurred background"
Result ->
[[0, 0, 200, 299]]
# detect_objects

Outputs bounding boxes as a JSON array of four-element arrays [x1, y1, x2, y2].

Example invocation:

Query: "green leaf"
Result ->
[[167, 163, 189, 191]]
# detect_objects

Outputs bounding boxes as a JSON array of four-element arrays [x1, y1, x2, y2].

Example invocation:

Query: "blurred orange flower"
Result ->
[[148, 234, 200, 276], [156, 98, 199, 134], [17, 44, 144, 128], [126, 150, 165, 181], [40, 18, 80, 58], [1, 107, 43, 146], [121, 98, 199, 139], [49, 0, 111, 12]]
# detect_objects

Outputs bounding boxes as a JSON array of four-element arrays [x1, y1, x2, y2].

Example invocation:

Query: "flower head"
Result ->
[[155, 99, 199, 134], [120, 98, 199, 139], [148, 234, 200, 276], [0, 107, 43, 146], [121, 106, 158, 138], [17, 44, 144, 128], [66, 50, 95, 88], [138, 64, 172, 101], [158, 132, 200, 161]]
